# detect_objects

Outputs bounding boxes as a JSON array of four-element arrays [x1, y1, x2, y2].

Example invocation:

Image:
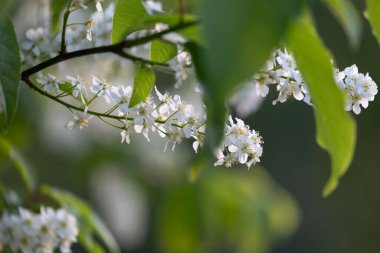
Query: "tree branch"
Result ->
[[21, 20, 198, 79]]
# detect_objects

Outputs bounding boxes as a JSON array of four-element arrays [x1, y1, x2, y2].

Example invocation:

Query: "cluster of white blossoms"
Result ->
[[245, 49, 377, 114], [334, 64, 378, 114], [21, 2, 111, 65], [0, 207, 78, 253], [35, 72, 263, 168], [215, 117, 263, 168], [21, 0, 194, 92]]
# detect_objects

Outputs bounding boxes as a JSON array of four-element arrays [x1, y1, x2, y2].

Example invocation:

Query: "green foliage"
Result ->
[[0, 0, 14, 23], [41, 185, 120, 253], [129, 65, 156, 107], [0, 18, 21, 132], [322, 0, 362, 49], [286, 14, 356, 197], [111, 0, 149, 44], [0, 135, 36, 192], [150, 39, 178, 63], [365, 0, 380, 46], [188, 0, 305, 178], [50, 0, 70, 33], [157, 168, 300, 253]]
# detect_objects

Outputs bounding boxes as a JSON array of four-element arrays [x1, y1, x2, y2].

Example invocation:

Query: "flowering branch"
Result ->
[[21, 20, 198, 78]]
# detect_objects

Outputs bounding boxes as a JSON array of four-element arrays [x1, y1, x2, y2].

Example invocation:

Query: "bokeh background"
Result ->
[[1, 0, 380, 252]]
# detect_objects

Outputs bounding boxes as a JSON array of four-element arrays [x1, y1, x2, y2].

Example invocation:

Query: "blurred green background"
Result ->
[[1, 0, 380, 252]]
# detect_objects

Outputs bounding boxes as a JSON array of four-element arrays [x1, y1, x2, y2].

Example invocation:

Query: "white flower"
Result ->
[[86, 19, 95, 41], [169, 50, 193, 88], [95, 0, 103, 12], [72, 0, 87, 9], [0, 207, 78, 253], [66, 75, 88, 104], [335, 65, 378, 114], [121, 120, 134, 144], [36, 74, 63, 95], [143, 0, 163, 14], [91, 76, 113, 103], [230, 82, 264, 117], [110, 85, 133, 114], [65, 110, 93, 130], [214, 116, 263, 168]]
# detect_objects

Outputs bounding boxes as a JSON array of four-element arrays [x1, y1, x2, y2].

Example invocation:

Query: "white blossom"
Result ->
[[37, 74, 63, 95], [72, 0, 87, 9], [65, 110, 93, 130], [86, 19, 95, 41], [334, 64, 378, 114], [95, 0, 104, 12], [66, 75, 88, 105], [143, 0, 163, 14], [214, 116, 263, 169], [0, 207, 78, 253]]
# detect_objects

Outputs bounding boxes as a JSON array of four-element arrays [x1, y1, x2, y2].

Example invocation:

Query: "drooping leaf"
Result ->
[[151, 39, 178, 63], [111, 0, 149, 44], [200, 0, 305, 94], [365, 0, 380, 46], [188, 0, 305, 179], [322, 0, 362, 49], [285, 14, 356, 197], [41, 185, 120, 253], [129, 65, 156, 107], [0, 135, 36, 192], [50, 0, 71, 33], [0, 18, 21, 132]]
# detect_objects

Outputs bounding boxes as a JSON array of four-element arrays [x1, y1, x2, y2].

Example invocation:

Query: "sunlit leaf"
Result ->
[[0, 18, 21, 132], [129, 65, 156, 107], [151, 39, 177, 63], [111, 0, 149, 44], [0, 135, 36, 192], [322, 0, 362, 49], [365, 0, 380, 46], [41, 185, 120, 253], [285, 14, 356, 197]]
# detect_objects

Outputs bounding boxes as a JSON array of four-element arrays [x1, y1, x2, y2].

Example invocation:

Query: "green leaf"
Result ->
[[50, 0, 71, 33], [129, 65, 156, 107], [200, 0, 305, 94], [151, 39, 178, 63], [365, 0, 380, 46], [322, 0, 362, 49], [285, 14, 356, 197], [0, 18, 21, 132], [0, 135, 36, 192], [0, 0, 14, 23], [111, 0, 149, 44], [189, 0, 305, 179], [41, 185, 120, 253]]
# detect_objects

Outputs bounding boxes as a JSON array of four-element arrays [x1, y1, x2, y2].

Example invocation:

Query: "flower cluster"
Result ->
[[215, 117, 263, 169], [0, 207, 78, 253], [335, 64, 378, 114], [249, 49, 311, 105], [35, 72, 262, 168], [245, 49, 377, 114]]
